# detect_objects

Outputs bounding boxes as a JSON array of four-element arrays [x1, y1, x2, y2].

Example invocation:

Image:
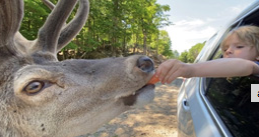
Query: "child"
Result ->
[[156, 25, 259, 84]]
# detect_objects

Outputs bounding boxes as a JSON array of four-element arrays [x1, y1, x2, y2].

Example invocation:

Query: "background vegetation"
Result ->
[[178, 42, 206, 63], [21, 0, 205, 63]]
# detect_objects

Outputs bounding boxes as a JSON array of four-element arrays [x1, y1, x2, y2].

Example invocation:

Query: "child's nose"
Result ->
[[225, 47, 233, 54]]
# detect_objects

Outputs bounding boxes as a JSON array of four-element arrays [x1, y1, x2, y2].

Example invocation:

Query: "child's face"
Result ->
[[222, 33, 259, 61]]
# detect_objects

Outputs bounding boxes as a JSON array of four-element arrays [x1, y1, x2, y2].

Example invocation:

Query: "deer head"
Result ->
[[0, 0, 155, 137]]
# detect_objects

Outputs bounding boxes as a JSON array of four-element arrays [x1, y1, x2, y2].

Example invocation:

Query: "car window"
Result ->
[[204, 48, 259, 137], [194, 33, 218, 63]]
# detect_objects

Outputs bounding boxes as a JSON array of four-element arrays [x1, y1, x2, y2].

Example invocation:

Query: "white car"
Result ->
[[177, 1, 259, 137]]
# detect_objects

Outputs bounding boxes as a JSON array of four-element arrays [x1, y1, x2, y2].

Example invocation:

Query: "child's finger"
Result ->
[[166, 70, 181, 84]]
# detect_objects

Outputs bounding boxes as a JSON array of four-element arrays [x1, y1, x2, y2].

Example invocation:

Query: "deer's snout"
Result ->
[[137, 57, 154, 73]]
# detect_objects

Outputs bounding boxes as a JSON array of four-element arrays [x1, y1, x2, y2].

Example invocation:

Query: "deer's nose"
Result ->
[[137, 57, 154, 73]]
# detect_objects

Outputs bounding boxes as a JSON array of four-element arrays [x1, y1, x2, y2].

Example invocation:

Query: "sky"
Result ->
[[156, 0, 257, 54]]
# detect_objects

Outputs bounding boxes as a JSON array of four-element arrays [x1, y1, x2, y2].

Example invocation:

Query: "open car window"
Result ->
[[204, 44, 259, 137], [205, 76, 259, 137]]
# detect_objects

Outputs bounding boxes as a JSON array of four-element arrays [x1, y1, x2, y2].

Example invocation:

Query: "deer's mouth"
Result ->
[[121, 84, 155, 106], [119, 56, 155, 106]]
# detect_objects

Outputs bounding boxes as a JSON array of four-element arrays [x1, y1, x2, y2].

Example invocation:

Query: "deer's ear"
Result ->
[[0, 0, 24, 46]]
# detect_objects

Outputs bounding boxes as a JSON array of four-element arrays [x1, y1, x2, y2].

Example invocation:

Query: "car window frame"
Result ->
[[197, 17, 248, 137], [198, 14, 259, 136]]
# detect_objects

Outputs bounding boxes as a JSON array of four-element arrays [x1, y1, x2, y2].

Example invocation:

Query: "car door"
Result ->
[[177, 33, 226, 137], [202, 46, 259, 137]]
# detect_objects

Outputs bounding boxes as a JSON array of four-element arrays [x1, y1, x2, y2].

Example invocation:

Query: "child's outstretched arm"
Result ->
[[156, 58, 259, 84]]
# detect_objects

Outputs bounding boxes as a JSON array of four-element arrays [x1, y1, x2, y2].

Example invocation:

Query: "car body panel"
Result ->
[[178, 78, 223, 137]]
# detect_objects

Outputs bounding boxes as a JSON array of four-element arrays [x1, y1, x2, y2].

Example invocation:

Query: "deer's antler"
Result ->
[[41, 0, 90, 51], [0, 0, 23, 47], [13, 0, 89, 55], [37, 0, 77, 53], [56, 0, 89, 51], [41, 0, 55, 10], [37, 0, 89, 54]]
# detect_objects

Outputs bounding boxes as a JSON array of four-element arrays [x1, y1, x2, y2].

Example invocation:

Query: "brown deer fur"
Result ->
[[0, 0, 155, 136]]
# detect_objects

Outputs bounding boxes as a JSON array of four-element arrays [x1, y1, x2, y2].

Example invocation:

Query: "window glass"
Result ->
[[194, 33, 218, 63], [206, 76, 259, 137], [205, 46, 259, 137]]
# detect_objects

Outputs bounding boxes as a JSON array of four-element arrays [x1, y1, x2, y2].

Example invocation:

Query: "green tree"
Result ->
[[21, 0, 173, 59], [172, 50, 180, 58], [187, 41, 206, 62], [179, 50, 188, 63], [178, 42, 206, 63], [20, 0, 50, 39], [150, 30, 177, 58]]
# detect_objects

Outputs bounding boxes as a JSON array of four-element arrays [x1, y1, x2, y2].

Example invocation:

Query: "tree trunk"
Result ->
[[142, 29, 147, 55]]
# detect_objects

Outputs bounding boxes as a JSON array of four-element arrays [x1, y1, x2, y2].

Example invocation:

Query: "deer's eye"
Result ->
[[23, 81, 44, 95]]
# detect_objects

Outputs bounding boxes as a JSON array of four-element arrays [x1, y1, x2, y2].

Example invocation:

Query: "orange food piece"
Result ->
[[148, 75, 160, 84]]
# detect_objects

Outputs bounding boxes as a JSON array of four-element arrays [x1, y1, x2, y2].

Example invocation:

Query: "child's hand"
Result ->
[[156, 59, 191, 84]]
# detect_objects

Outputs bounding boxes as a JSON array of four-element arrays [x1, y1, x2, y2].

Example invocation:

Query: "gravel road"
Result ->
[[84, 78, 183, 137]]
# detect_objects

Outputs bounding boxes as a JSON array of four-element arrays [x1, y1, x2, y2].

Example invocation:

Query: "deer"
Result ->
[[0, 0, 156, 136]]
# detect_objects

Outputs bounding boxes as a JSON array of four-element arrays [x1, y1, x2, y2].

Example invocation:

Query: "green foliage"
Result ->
[[149, 30, 177, 58], [64, 42, 78, 50], [179, 41, 206, 63], [20, 0, 173, 59], [171, 50, 180, 58], [20, 0, 51, 40], [179, 50, 188, 63], [187, 41, 206, 62]]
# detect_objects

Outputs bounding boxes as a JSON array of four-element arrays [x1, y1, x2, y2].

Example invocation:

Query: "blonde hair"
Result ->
[[220, 25, 259, 54]]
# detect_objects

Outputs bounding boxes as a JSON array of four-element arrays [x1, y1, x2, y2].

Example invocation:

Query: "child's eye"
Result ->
[[236, 45, 244, 48]]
